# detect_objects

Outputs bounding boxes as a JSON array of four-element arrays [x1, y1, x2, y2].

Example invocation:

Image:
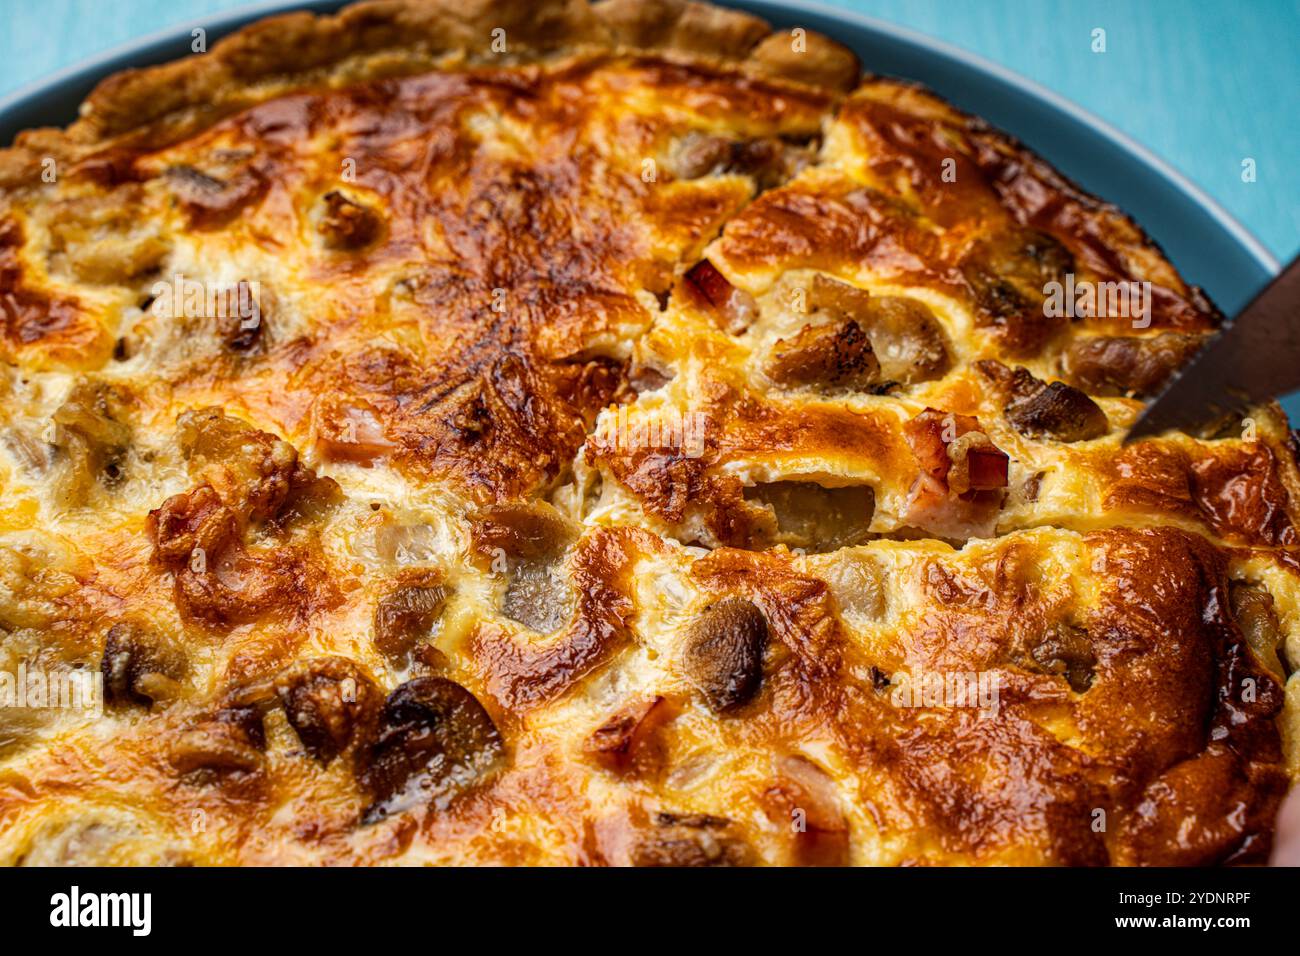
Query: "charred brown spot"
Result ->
[[148, 484, 239, 567], [274, 657, 382, 765], [148, 414, 340, 627], [765, 318, 881, 392], [177, 408, 339, 527], [225, 325, 261, 353], [1, 217, 102, 358], [147, 483, 337, 628], [1062, 332, 1203, 398], [682, 598, 768, 713], [360, 676, 505, 823]]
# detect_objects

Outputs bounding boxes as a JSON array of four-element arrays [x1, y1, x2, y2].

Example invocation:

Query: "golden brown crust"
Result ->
[[0, 0, 1295, 868], [595, 0, 770, 57], [0, 0, 857, 189]]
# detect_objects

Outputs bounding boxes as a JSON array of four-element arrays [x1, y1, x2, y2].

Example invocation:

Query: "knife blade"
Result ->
[[1124, 255, 1300, 443]]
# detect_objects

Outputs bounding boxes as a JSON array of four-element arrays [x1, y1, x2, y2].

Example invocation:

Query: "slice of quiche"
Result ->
[[0, 0, 1294, 865]]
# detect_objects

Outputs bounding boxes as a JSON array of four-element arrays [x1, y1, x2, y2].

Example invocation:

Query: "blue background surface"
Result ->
[[2, 0, 1295, 263]]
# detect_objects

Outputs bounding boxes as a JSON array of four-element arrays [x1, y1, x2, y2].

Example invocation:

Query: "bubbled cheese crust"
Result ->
[[0, 0, 1295, 866]]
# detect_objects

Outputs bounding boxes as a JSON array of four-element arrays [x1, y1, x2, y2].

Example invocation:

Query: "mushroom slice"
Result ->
[[1230, 582, 1288, 679], [274, 657, 383, 765], [165, 160, 267, 228], [318, 190, 383, 250], [669, 132, 816, 190], [502, 559, 574, 635], [1007, 381, 1108, 443], [629, 811, 751, 867], [765, 319, 881, 393], [169, 705, 266, 775], [373, 579, 452, 663], [681, 598, 769, 713], [1062, 332, 1203, 398], [472, 503, 579, 634], [50, 380, 132, 508], [976, 359, 1108, 442], [1024, 623, 1097, 693], [808, 277, 950, 384], [360, 677, 505, 823], [959, 227, 1073, 354], [100, 622, 188, 706]]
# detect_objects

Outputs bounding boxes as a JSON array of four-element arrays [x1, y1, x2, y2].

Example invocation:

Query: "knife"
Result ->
[[1124, 255, 1300, 443]]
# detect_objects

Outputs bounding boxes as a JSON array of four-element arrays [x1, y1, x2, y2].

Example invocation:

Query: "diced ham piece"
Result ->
[[760, 755, 849, 866], [583, 696, 675, 776], [947, 433, 1011, 494], [901, 408, 1009, 540], [683, 259, 758, 334], [314, 398, 397, 464]]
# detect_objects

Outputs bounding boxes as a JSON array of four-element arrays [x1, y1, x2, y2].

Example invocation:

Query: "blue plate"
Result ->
[[0, 0, 1288, 418]]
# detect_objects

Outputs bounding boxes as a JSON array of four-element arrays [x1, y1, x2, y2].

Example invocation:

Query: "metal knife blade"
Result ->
[[1124, 255, 1300, 443]]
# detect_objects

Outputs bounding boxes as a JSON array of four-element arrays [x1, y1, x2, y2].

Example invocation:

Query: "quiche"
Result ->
[[0, 0, 1296, 866]]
